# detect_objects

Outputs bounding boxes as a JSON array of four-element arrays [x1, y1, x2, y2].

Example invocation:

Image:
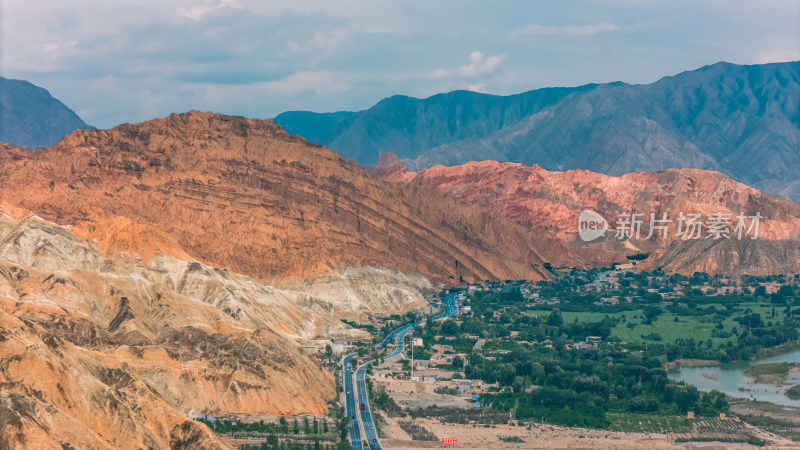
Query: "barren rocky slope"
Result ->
[[371, 154, 800, 275], [0, 206, 347, 448], [0, 111, 577, 283]]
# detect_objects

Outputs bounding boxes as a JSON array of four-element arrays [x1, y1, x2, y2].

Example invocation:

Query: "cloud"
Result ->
[[260, 71, 351, 95], [467, 83, 486, 92], [43, 39, 78, 53], [756, 48, 800, 64], [181, 0, 242, 21], [200, 71, 352, 102], [288, 29, 352, 54], [2, 0, 798, 128], [433, 51, 507, 79], [511, 22, 620, 38]]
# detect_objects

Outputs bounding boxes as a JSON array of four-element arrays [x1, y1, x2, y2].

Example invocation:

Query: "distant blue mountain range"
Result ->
[[275, 61, 800, 202], [0, 77, 91, 148]]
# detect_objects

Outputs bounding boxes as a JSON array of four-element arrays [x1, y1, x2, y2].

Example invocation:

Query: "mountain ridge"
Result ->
[[275, 84, 598, 165], [0, 76, 92, 148], [369, 154, 800, 276], [0, 110, 583, 286], [276, 61, 800, 201]]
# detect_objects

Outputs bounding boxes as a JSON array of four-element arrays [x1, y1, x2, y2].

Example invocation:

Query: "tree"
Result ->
[[338, 417, 349, 440], [546, 308, 563, 327], [279, 417, 288, 433], [325, 344, 333, 358], [771, 292, 787, 304], [643, 305, 663, 324], [666, 344, 682, 362], [676, 386, 700, 413], [512, 376, 526, 393], [442, 319, 459, 335], [293, 418, 299, 434]]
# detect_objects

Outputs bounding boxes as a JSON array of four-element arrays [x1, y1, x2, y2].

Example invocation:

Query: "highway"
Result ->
[[342, 353, 363, 450], [379, 321, 417, 347], [344, 291, 460, 449], [433, 292, 458, 320]]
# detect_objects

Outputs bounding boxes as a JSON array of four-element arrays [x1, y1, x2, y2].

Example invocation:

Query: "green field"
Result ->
[[531, 302, 789, 347]]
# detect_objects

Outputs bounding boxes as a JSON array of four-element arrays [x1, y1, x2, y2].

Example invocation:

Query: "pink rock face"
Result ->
[[371, 155, 800, 276], [381, 159, 800, 242]]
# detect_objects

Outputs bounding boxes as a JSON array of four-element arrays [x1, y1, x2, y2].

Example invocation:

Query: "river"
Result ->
[[667, 348, 800, 407]]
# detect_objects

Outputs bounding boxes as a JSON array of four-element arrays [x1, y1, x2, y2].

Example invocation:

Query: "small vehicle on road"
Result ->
[[360, 402, 366, 411]]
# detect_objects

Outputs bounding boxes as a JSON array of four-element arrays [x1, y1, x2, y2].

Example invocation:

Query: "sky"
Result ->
[[2, 0, 799, 129]]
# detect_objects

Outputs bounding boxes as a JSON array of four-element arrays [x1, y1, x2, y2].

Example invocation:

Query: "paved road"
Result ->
[[379, 322, 417, 347], [342, 353, 363, 450], [346, 291, 460, 450], [433, 292, 458, 320], [357, 322, 417, 449]]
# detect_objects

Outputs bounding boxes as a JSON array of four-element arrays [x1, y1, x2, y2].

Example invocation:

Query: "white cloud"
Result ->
[[467, 83, 486, 92], [44, 39, 78, 53], [511, 22, 620, 38], [3, 0, 798, 128], [259, 71, 351, 95], [288, 29, 352, 54], [181, 0, 242, 21], [756, 48, 800, 64], [433, 51, 507, 79], [201, 72, 351, 101]]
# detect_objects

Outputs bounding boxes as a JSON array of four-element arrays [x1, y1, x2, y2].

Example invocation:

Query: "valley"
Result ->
[[1, 18, 799, 446], [329, 270, 800, 448]]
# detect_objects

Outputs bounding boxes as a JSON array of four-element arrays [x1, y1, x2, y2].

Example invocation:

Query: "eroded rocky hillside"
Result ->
[[0, 111, 573, 284], [371, 154, 800, 275], [0, 206, 348, 448]]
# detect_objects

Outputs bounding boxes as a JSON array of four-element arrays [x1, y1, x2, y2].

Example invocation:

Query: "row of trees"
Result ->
[[201, 416, 330, 435]]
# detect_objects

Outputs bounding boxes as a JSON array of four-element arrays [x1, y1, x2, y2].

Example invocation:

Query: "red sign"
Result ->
[[442, 437, 457, 445]]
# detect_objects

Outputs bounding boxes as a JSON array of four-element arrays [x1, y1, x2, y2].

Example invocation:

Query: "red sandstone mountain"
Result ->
[[0, 111, 589, 284], [0, 112, 610, 448], [369, 153, 800, 275]]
